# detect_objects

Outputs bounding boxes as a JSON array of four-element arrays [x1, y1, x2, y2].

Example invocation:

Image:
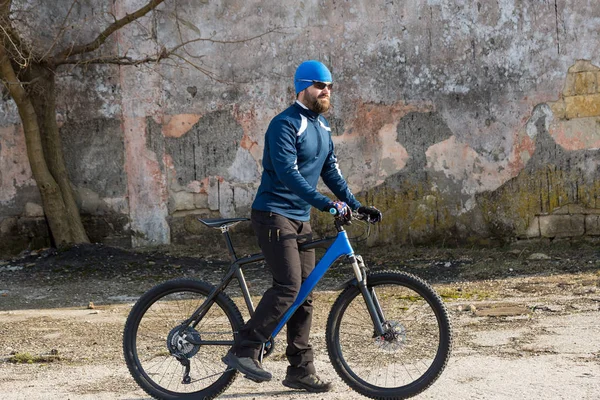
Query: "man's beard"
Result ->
[[306, 91, 331, 114]]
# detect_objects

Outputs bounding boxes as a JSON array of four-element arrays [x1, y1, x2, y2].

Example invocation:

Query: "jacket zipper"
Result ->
[[315, 120, 322, 157]]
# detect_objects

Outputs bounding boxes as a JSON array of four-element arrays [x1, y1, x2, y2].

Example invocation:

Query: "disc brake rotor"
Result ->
[[374, 320, 406, 352]]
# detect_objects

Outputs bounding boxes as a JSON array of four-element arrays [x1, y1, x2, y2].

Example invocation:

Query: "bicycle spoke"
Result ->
[[328, 272, 451, 397], [125, 281, 242, 398]]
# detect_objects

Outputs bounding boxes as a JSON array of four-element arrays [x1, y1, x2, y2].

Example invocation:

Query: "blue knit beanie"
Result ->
[[294, 60, 332, 94]]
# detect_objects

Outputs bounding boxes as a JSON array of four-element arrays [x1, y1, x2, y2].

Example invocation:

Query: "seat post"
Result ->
[[220, 226, 238, 262]]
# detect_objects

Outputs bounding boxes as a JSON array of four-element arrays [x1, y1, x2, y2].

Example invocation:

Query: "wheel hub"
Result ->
[[374, 320, 406, 352], [167, 325, 201, 358]]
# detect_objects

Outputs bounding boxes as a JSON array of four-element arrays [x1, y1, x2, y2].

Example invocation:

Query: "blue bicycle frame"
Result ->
[[187, 217, 386, 351], [270, 230, 354, 338]]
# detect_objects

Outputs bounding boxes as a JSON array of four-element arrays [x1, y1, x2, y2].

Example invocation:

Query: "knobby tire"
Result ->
[[123, 279, 243, 400], [326, 271, 452, 400]]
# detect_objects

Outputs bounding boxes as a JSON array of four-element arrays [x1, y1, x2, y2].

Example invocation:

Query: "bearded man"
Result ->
[[222, 60, 382, 392]]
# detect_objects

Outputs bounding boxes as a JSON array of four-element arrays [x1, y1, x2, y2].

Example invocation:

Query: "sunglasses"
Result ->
[[298, 79, 333, 90]]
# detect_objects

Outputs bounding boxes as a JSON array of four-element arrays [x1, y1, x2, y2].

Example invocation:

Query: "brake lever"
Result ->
[[354, 213, 368, 222]]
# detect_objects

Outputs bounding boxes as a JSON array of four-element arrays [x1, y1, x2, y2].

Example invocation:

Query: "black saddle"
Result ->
[[197, 217, 249, 229]]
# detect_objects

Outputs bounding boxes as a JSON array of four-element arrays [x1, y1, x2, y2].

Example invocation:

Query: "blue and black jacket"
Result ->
[[252, 101, 361, 221]]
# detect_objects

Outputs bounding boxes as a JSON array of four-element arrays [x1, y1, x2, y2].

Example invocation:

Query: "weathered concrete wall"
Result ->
[[1, 0, 600, 253]]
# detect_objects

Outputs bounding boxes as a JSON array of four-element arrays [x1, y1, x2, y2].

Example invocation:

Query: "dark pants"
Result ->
[[232, 209, 316, 376]]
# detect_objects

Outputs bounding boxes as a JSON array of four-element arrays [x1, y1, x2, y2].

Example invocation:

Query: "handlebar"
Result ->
[[333, 210, 374, 227], [328, 202, 382, 226]]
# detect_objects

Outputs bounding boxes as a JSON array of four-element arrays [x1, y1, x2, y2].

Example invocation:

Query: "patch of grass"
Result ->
[[376, 293, 422, 302], [438, 287, 492, 301], [8, 352, 61, 364]]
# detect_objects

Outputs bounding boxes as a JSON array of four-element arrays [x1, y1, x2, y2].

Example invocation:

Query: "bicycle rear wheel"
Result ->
[[123, 279, 244, 400], [326, 271, 452, 400]]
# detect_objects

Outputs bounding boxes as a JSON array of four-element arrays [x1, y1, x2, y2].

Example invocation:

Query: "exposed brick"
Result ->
[[574, 72, 597, 95], [24, 202, 44, 217], [539, 214, 585, 238], [171, 191, 196, 211], [565, 203, 590, 214], [585, 215, 600, 235], [523, 216, 541, 238], [563, 73, 576, 97], [568, 59, 600, 73], [551, 204, 599, 215], [0, 217, 17, 235], [208, 177, 219, 211], [218, 180, 235, 217], [194, 193, 208, 209], [548, 99, 566, 119], [564, 94, 600, 119], [551, 205, 569, 215]]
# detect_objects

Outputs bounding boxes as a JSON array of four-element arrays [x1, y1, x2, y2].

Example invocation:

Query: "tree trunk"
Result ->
[[24, 65, 89, 243], [0, 43, 76, 245], [2, 0, 170, 248]]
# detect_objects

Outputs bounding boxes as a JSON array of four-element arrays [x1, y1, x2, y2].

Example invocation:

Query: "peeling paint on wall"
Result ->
[[145, 110, 259, 225], [162, 114, 203, 138], [165, 110, 244, 186], [2, 0, 600, 251], [60, 118, 127, 199], [477, 61, 600, 238], [328, 102, 430, 192], [123, 116, 170, 246], [548, 60, 600, 150], [0, 125, 37, 209]]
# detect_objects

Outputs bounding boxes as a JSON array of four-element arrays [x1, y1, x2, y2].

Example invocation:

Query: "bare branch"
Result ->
[[56, 45, 224, 83], [55, 25, 283, 68], [39, 0, 79, 60], [171, 53, 225, 83], [50, 0, 165, 64], [0, 0, 32, 67], [188, 26, 285, 45], [58, 51, 169, 67]]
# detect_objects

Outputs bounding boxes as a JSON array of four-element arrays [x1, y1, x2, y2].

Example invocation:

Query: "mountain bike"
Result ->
[[123, 212, 452, 400]]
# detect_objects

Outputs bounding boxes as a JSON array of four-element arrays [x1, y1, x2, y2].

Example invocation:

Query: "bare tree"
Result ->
[[0, 0, 276, 247]]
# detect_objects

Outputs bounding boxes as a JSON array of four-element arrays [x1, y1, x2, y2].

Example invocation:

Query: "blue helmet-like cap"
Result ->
[[294, 60, 332, 94]]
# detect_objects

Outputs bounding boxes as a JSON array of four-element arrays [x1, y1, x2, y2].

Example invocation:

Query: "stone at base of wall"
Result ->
[[81, 214, 131, 245], [539, 214, 585, 238], [0, 217, 51, 256], [586, 215, 600, 236], [0, 214, 133, 257], [521, 204, 600, 239]]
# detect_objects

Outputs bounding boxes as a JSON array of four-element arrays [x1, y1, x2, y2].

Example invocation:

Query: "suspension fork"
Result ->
[[350, 255, 385, 336]]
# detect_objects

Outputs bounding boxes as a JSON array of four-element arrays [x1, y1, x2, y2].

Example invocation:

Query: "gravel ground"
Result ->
[[0, 240, 599, 399]]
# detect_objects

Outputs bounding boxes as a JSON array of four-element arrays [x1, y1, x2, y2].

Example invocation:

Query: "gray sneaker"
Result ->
[[282, 373, 333, 393], [222, 351, 272, 382]]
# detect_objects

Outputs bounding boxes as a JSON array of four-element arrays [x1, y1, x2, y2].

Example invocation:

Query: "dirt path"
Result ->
[[1, 242, 599, 399]]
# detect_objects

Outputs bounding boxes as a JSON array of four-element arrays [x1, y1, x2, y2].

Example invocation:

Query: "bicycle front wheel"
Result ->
[[326, 271, 452, 400], [123, 279, 244, 400]]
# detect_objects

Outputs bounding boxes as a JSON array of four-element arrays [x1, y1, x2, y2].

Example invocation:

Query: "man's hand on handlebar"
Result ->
[[324, 202, 382, 224], [324, 201, 352, 221], [357, 205, 383, 223]]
